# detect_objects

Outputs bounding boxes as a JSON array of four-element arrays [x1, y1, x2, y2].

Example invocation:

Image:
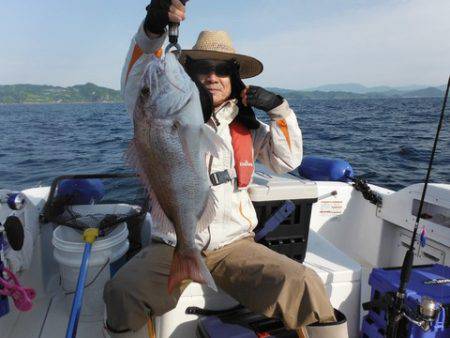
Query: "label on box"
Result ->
[[319, 200, 343, 215]]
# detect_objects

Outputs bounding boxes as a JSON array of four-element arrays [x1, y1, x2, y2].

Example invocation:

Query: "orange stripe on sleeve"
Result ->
[[125, 46, 163, 85], [125, 45, 144, 84], [154, 47, 163, 59], [276, 119, 291, 150]]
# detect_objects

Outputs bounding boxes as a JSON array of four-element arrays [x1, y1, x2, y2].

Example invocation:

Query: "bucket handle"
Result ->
[[61, 258, 110, 295]]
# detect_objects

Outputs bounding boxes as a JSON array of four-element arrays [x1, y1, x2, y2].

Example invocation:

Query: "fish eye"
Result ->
[[141, 87, 150, 96], [172, 121, 180, 131]]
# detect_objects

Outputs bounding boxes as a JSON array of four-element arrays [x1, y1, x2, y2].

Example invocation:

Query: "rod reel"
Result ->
[[386, 75, 449, 337]]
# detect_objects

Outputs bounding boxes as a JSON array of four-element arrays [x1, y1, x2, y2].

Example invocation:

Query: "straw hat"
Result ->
[[180, 30, 263, 79]]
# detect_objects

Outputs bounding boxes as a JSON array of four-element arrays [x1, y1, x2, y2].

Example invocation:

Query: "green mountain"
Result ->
[[0, 83, 122, 104], [0, 82, 444, 104]]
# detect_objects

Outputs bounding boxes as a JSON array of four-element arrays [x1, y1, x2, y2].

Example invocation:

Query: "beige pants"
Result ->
[[103, 237, 335, 332]]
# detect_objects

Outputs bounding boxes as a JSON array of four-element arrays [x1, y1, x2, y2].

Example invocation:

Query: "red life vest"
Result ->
[[229, 121, 254, 188]]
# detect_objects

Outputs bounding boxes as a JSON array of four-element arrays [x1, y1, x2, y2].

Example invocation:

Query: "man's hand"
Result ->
[[144, 0, 186, 36], [241, 86, 283, 112]]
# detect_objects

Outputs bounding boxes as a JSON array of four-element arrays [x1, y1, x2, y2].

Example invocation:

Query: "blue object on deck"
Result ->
[[57, 179, 105, 204], [198, 315, 257, 338], [363, 264, 450, 337], [0, 234, 10, 318], [197, 306, 297, 338], [298, 156, 354, 182], [0, 293, 8, 318], [65, 242, 93, 338], [0, 263, 10, 318]]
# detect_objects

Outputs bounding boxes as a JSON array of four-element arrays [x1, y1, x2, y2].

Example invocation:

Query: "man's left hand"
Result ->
[[242, 86, 283, 112]]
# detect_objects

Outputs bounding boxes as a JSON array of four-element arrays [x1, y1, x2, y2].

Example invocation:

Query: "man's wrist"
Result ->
[[136, 22, 167, 54], [267, 99, 291, 120], [144, 27, 164, 39]]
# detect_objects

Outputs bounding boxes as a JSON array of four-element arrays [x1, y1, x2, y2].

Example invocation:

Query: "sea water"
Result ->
[[0, 98, 448, 194]]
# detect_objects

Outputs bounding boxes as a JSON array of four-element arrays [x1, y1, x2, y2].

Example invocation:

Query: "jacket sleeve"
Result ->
[[252, 99, 303, 174], [121, 22, 167, 116]]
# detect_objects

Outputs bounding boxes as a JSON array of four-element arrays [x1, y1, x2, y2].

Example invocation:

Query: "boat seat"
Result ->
[[154, 283, 239, 338]]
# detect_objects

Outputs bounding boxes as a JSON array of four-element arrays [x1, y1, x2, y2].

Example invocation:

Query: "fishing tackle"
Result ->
[[385, 75, 450, 337], [165, 0, 188, 55], [0, 222, 35, 314], [0, 266, 36, 312]]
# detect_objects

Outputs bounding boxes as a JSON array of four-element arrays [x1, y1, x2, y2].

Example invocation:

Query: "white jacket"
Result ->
[[122, 24, 303, 251]]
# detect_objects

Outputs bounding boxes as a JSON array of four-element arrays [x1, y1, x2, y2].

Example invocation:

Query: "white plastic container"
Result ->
[[155, 231, 361, 338], [52, 223, 129, 322], [304, 231, 361, 338]]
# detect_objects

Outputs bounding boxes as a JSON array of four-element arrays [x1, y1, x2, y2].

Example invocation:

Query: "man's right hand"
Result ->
[[144, 0, 186, 37]]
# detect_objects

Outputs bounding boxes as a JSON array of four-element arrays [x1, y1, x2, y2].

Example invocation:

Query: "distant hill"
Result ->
[[270, 85, 444, 100], [402, 87, 444, 98], [305, 83, 394, 94], [0, 83, 122, 104], [304, 83, 445, 96], [0, 82, 444, 104]]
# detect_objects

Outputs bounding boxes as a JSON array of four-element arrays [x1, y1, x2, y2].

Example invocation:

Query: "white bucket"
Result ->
[[52, 223, 129, 322]]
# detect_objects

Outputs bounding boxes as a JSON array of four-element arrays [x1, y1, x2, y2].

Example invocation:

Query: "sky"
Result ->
[[0, 0, 449, 90]]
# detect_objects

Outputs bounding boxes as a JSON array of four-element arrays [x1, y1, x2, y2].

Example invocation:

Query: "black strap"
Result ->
[[210, 170, 232, 186], [185, 304, 243, 316]]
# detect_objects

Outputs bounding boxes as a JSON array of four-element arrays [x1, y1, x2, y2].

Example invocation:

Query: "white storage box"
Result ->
[[305, 231, 361, 338], [154, 285, 238, 338], [155, 230, 361, 338], [248, 163, 318, 202]]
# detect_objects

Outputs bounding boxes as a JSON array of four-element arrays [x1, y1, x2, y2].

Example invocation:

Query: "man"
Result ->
[[104, 1, 348, 337]]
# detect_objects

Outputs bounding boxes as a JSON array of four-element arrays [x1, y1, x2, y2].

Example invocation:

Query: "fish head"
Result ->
[[139, 53, 201, 122]]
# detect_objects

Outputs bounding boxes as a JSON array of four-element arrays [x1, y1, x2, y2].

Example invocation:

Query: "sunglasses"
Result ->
[[189, 59, 237, 77]]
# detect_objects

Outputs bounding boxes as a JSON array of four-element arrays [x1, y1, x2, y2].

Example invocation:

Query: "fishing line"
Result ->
[[407, 76, 449, 251], [387, 75, 450, 338]]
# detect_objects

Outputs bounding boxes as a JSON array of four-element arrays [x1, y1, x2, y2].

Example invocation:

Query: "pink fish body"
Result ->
[[127, 53, 223, 293]]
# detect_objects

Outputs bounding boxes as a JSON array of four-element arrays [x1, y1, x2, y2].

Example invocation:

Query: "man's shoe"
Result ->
[[305, 309, 349, 338], [104, 320, 154, 338]]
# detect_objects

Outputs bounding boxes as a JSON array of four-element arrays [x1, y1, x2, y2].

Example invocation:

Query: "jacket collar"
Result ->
[[212, 99, 238, 126]]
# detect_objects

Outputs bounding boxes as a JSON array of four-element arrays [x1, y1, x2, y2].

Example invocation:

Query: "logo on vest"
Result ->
[[239, 160, 253, 167]]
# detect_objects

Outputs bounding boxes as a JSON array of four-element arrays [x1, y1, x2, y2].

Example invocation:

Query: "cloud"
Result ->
[[237, 0, 450, 89]]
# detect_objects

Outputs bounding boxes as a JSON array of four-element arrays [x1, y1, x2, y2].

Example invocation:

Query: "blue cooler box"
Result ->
[[362, 264, 450, 337], [196, 307, 298, 338]]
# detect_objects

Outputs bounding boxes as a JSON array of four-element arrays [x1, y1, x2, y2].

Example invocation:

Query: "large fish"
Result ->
[[126, 52, 223, 294]]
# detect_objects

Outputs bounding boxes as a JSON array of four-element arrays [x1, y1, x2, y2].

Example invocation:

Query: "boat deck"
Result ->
[[3, 292, 106, 338]]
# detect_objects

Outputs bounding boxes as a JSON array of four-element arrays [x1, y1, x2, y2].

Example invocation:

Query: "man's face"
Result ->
[[191, 60, 233, 108]]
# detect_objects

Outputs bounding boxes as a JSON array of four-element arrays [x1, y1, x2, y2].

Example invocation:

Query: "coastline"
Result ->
[[0, 101, 124, 105], [0, 95, 442, 105]]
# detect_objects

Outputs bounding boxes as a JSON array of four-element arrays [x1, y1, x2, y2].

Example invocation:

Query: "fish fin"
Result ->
[[200, 125, 228, 158], [196, 190, 217, 233], [168, 248, 217, 294], [149, 190, 176, 235], [125, 140, 176, 236], [124, 138, 152, 192]]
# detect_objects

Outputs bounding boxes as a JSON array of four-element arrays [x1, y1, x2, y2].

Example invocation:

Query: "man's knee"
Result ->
[[103, 275, 181, 331], [273, 259, 309, 283], [103, 278, 150, 331], [104, 278, 129, 309]]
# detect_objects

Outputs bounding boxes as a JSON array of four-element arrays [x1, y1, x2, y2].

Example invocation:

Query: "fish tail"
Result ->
[[168, 248, 218, 294]]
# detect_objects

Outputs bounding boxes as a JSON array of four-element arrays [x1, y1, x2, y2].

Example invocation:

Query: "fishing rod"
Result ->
[[386, 75, 450, 338]]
